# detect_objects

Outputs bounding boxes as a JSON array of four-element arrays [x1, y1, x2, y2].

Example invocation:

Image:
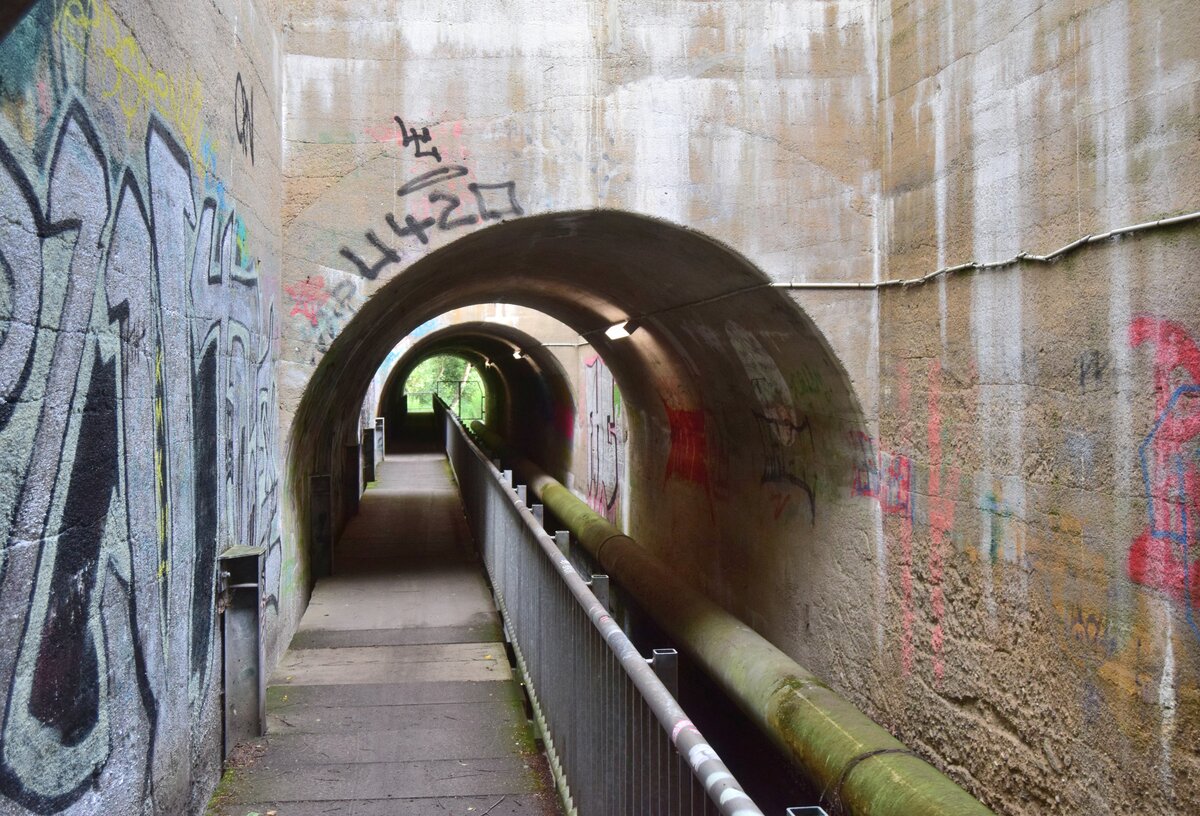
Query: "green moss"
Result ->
[[204, 767, 240, 816]]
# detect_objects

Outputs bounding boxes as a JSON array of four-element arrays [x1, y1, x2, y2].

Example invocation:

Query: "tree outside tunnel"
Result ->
[[403, 353, 487, 420]]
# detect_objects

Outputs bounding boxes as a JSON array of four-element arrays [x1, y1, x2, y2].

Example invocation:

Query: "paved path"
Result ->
[[213, 454, 560, 816]]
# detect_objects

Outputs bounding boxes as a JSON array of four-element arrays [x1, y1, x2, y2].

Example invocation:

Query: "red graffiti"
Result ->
[[663, 404, 710, 489], [926, 361, 958, 684], [848, 431, 913, 516], [768, 492, 792, 520], [284, 275, 329, 327], [1127, 316, 1200, 615]]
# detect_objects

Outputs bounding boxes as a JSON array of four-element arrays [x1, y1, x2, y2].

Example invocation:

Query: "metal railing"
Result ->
[[407, 380, 485, 418], [437, 401, 764, 816]]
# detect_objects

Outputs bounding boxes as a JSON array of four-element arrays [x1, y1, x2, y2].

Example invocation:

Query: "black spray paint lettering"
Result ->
[[0, 102, 282, 814], [234, 72, 254, 164], [397, 164, 469, 197], [339, 148, 524, 280], [395, 116, 440, 162], [468, 181, 523, 221]]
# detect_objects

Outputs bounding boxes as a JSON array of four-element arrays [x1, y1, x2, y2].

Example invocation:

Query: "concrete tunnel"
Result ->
[[4, 0, 1199, 812], [289, 211, 873, 678]]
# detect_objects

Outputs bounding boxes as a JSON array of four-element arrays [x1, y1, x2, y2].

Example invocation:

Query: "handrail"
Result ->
[[437, 400, 765, 816], [469, 422, 996, 816]]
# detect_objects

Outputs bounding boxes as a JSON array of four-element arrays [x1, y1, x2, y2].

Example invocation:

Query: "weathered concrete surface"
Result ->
[[0, 0, 285, 813], [278, 2, 1200, 814], [211, 454, 559, 815]]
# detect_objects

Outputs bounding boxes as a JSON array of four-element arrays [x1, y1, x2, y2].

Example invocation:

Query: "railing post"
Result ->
[[589, 574, 610, 610], [502, 468, 513, 487], [554, 530, 570, 559], [649, 648, 679, 698], [516, 483, 527, 504], [787, 808, 830, 816], [531, 503, 544, 527]]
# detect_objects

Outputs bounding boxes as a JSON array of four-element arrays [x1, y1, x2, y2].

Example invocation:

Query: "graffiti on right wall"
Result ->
[[1127, 315, 1200, 641]]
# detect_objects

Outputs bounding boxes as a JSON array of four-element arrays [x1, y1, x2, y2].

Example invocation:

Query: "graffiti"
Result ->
[[55, 0, 213, 177], [1127, 316, 1200, 641], [727, 321, 817, 523], [0, 101, 279, 813], [664, 404, 710, 489], [788, 363, 826, 399], [291, 277, 359, 354], [340, 173, 524, 279], [394, 116, 441, 162], [583, 357, 624, 524], [848, 431, 913, 517], [340, 117, 523, 280], [234, 72, 254, 164], [1075, 349, 1109, 394], [285, 275, 330, 326]]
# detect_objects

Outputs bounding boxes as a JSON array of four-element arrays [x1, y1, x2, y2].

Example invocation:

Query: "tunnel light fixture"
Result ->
[[512, 349, 523, 360], [605, 319, 639, 340]]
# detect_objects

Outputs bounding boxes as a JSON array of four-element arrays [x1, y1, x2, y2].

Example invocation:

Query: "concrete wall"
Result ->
[[1, 0, 1195, 813], [851, 1, 1200, 811], [277, 1, 1200, 813], [0, 1, 285, 813]]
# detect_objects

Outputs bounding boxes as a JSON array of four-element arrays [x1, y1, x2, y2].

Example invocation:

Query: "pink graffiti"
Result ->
[[284, 275, 329, 326], [926, 361, 958, 684], [849, 432, 913, 516], [1127, 316, 1200, 622]]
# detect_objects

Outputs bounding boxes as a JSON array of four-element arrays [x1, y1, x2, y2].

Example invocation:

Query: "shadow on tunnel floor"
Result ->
[[386, 412, 442, 454]]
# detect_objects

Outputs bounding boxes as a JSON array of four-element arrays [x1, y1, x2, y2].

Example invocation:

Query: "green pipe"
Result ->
[[470, 422, 994, 816]]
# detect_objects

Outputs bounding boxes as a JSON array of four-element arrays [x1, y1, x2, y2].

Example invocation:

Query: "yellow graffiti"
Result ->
[[154, 348, 168, 581], [55, 0, 213, 177]]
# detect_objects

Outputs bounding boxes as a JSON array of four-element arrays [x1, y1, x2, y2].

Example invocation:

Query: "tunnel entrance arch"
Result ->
[[289, 209, 870, 664], [377, 321, 579, 477]]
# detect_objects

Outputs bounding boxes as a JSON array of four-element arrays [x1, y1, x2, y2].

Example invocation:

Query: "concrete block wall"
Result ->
[[0, 0, 285, 813]]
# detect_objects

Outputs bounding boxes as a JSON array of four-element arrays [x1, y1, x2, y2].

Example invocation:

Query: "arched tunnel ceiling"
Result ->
[[290, 209, 870, 659], [292, 209, 861, 466]]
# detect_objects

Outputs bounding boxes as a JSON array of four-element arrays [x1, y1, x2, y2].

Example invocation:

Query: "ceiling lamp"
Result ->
[[605, 319, 639, 340]]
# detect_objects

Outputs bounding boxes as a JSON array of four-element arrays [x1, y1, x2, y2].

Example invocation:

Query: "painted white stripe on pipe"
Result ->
[[705, 771, 733, 790], [719, 788, 751, 805]]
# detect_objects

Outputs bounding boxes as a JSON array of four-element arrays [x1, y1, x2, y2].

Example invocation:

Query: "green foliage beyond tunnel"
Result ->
[[404, 354, 487, 420]]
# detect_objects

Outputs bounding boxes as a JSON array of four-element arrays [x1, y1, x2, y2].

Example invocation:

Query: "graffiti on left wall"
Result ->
[[0, 101, 280, 813]]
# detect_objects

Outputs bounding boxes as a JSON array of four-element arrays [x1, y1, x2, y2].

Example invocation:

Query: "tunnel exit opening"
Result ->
[[403, 354, 487, 419]]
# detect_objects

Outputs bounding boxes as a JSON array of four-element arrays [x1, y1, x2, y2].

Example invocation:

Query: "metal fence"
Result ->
[[407, 381, 485, 418], [438, 400, 764, 816]]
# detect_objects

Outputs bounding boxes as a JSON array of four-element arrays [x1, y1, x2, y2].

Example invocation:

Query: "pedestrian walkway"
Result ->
[[210, 454, 561, 816]]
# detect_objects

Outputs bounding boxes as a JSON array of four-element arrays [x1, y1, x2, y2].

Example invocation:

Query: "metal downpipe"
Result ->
[[470, 422, 994, 816]]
